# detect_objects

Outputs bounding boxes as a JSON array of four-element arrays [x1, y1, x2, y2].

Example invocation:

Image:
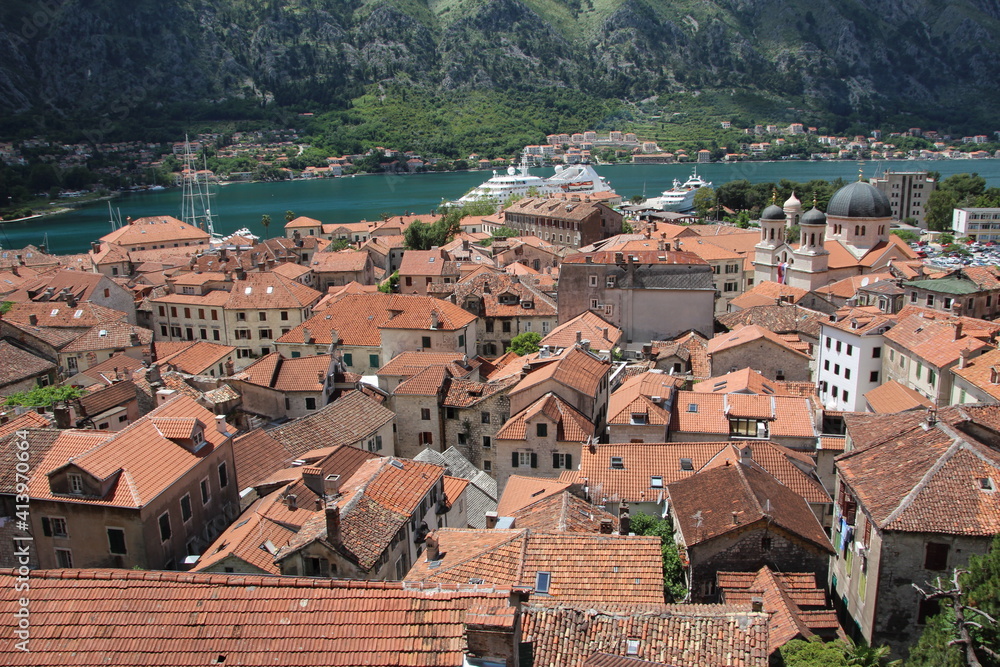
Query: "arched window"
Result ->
[[862, 226, 866, 236], [770, 228, 775, 240], [810, 233, 816, 246], [855, 225, 860, 235]]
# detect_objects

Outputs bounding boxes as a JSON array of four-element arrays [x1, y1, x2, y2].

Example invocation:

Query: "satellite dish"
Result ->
[[860, 277, 870, 287]]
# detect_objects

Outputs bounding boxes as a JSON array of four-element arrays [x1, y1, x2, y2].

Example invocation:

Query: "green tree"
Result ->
[[628, 512, 687, 601], [0, 301, 13, 314], [285, 210, 295, 223], [3, 385, 85, 408], [779, 637, 901, 667], [908, 535, 1000, 667], [261, 214, 271, 238], [378, 271, 399, 294], [891, 229, 920, 243], [693, 186, 717, 219], [508, 331, 542, 355], [787, 224, 801, 243]]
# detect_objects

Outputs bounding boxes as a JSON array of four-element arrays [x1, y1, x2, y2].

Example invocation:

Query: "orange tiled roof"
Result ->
[[671, 391, 816, 439], [522, 601, 769, 667], [3, 301, 127, 329], [0, 340, 56, 386], [0, 569, 518, 666], [838, 405, 1000, 535], [28, 395, 228, 508], [509, 491, 619, 533], [497, 475, 572, 515], [607, 371, 680, 426], [100, 215, 210, 246], [668, 462, 832, 552], [952, 347, 1000, 402], [707, 324, 811, 359], [268, 390, 395, 458], [60, 322, 152, 354], [730, 281, 809, 309], [406, 528, 664, 604], [863, 379, 933, 413], [883, 312, 996, 368], [541, 310, 622, 352], [692, 368, 812, 397], [155, 340, 235, 375], [496, 393, 594, 442], [511, 346, 610, 399], [0, 411, 51, 438], [224, 272, 322, 309], [718, 566, 842, 654]]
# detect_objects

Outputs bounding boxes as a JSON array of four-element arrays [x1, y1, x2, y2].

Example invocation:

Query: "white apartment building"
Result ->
[[952, 207, 1000, 242], [815, 310, 895, 412]]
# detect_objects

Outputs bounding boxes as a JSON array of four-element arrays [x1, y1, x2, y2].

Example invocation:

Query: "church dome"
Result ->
[[827, 181, 892, 218], [784, 192, 801, 208], [761, 204, 786, 221], [801, 207, 827, 226]]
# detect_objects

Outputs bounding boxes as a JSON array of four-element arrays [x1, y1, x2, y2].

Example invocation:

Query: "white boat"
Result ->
[[647, 168, 712, 212], [454, 160, 613, 204]]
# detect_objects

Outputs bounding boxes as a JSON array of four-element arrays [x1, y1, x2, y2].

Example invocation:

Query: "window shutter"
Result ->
[[512, 452, 519, 468], [41, 517, 52, 537], [530, 453, 538, 469], [552, 453, 560, 469], [565, 454, 572, 470]]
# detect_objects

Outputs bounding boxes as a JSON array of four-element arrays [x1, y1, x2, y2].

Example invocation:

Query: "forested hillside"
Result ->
[[2, 0, 998, 145]]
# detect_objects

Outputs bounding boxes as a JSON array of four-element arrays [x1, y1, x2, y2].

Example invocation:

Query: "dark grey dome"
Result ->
[[800, 207, 827, 226], [761, 204, 786, 221], [827, 181, 892, 218]]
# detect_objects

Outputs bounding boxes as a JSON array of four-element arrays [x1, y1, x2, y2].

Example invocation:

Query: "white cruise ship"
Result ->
[[646, 168, 712, 212], [455, 161, 613, 204]]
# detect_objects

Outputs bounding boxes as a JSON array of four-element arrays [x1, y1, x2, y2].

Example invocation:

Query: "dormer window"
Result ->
[[687, 403, 698, 413], [630, 412, 648, 425], [980, 477, 995, 492], [535, 571, 551, 594], [650, 476, 663, 488], [69, 473, 84, 495], [680, 458, 694, 471], [610, 456, 624, 470]]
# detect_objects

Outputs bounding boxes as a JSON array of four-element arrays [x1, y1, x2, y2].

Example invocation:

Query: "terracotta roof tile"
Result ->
[[608, 371, 680, 426], [0, 569, 516, 666], [269, 390, 395, 458], [154, 341, 235, 375], [708, 324, 811, 359], [670, 391, 816, 439], [498, 475, 572, 515], [0, 340, 56, 386], [863, 379, 934, 413], [838, 405, 1000, 534], [669, 463, 832, 552], [407, 528, 664, 604], [541, 310, 622, 352], [511, 346, 610, 399], [522, 602, 769, 667], [692, 368, 814, 397], [0, 411, 51, 439], [509, 491, 619, 533], [883, 312, 997, 368], [496, 393, 595, 442], [100, 215, 210, 246], [952, 347, 1000, 402], [224, 272, 323, 309]]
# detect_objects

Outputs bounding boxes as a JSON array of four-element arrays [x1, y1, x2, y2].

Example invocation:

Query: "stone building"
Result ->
[[489, 198, 623, 249], [832, 406, 1000, 658], [557, 249, 715, 348]]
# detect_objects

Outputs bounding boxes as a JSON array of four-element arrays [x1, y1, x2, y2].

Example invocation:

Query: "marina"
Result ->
[[5, 160, 1000, 254]]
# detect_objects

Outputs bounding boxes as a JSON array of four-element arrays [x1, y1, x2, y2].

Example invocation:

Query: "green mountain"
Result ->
[[2, 0, 999, 142]]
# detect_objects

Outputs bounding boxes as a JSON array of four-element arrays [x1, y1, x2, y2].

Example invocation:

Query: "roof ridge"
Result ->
[[122, 469, 142, 507], [515, 528, 529, 585], [880, 426, 964, 529]]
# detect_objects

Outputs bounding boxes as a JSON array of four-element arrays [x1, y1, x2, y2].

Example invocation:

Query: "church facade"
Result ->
[[754, 181, 919, 291]]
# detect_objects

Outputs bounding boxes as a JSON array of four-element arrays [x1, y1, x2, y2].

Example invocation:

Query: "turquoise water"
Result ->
[[5, 160, 1000, 254]]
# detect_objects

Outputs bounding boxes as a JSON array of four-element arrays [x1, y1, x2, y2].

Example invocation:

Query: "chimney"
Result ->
[[425, 532, 440, 561], [129, 332, 141, 347], [285, 493, 298, 510], [430, 310, 439, 330], [224, 359, 235, 375], [328, 329, 339, 353], [53, 404, 72, 429], [317, 370, 326, 384], [326, 503, 342, 549], [579, 339, 591, 352], [215, 414, 229, 436], [751, 597, 764, 613], [926, 406, 938, 426], [954, 321, 963, 340], [732, 511, 740, 525], [65, 294, 78, 308], [740, 445, 752, 466], [303, 327, 313, 344], [301, 466, 324, 496], [463, 599, 522, 667], [28, 314, 38, 326], [614, 251, 624, 265], [599, 518, 613, 534], [619, 504, 631, 535], [959, 347, 970, 369], [91, 241, 101, 253], [575, 330, 582, 343], [324, 474, 341, 497], [485, 511, 499, 529]]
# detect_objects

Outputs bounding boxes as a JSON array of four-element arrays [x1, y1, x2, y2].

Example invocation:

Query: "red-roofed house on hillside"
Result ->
[[508, 344, 611, 432], [832, 406, 1000, 657], [273, 456, 460, 581], [398, 248, 463, 296], [276, 293, 478, 375], [881, 308, 1000, 406], [406, 528, 664, 604], [606, 370, 682, 444], [707, 325, 813, 382], [20, 394, 238, 570], [152, 271, 323, 367], [310, 250, 375, 289], [557, 249, 715, 348], [668, 461, 834, 602], [0, 570, 525, 667], [232, 352, 336, 420], [494, 392, 595, 492], [816, 306, 898, 412], [100, 215, 211, 252], [669, 390, 819, 450]]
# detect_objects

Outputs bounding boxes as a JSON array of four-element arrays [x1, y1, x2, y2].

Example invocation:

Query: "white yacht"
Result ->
[[647, 168, 712, 212], [455, 160, 613, 204]]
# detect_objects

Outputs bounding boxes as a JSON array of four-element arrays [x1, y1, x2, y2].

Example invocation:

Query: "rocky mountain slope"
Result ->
[[1, 0, 998, 131]]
